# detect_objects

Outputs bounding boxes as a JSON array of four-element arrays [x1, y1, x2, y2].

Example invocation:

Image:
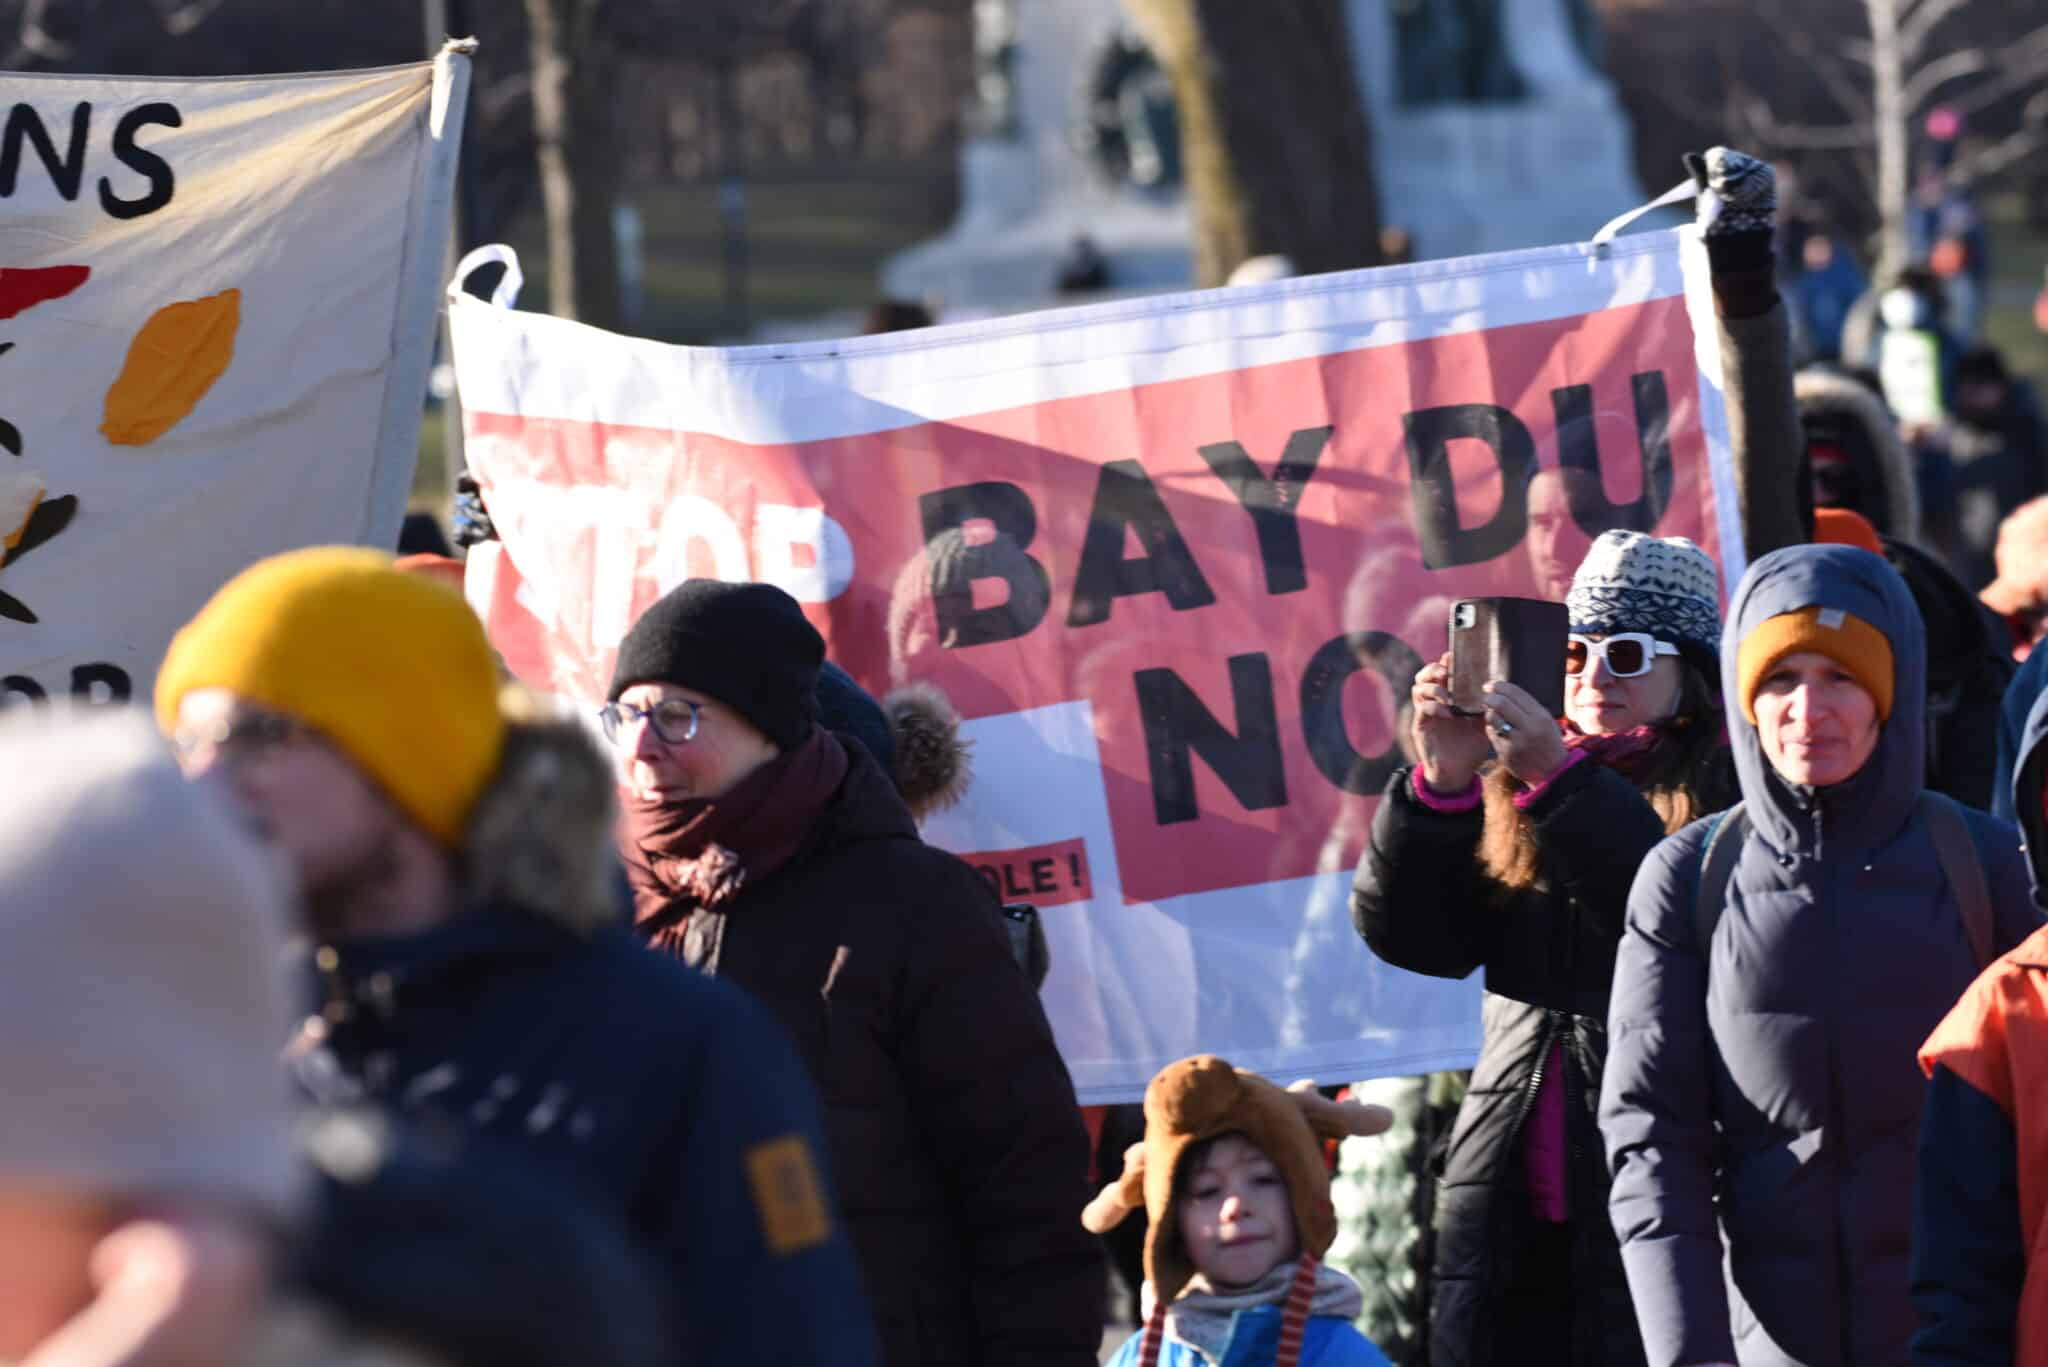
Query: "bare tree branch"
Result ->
[[157, 0, 228, 37], [1943, 30, 2048, 118], [1631, 42, 1752, 135], [1748, 0, 1874, 119], [1951, 89, 2048, 184], [1899, 47, 1989, 113], [18, 0, 73, 60], [1737, 91, 1875, 150], [1898, 0, 1973, 61]]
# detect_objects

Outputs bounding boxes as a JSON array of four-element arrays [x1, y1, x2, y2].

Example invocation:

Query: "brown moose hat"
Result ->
[[1081, 1055, 1392, 1305]]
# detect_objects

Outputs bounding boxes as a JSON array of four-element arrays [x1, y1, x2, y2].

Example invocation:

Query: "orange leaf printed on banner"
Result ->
[[101, 289, 240, 446]]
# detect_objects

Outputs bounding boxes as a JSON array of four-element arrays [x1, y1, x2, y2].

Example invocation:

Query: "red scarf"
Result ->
[[618, 728, 848, 951]]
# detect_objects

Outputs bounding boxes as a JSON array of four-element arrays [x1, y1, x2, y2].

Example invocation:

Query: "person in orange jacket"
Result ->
[[1912, 653, 2048, 1363]]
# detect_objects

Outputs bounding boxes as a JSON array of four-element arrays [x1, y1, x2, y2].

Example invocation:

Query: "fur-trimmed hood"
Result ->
[[460, 688, 621, 934], [1796, 369, 1921, 545], [813, 661, 973, 821], [884, 682, 973, 819]]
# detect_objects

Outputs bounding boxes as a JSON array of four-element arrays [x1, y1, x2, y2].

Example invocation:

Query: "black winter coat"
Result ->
[[1353, 758, 1669, 1367], [651, 736, 1104, 1367]]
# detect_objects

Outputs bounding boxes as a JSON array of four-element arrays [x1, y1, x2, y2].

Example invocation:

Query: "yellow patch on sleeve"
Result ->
[[745, 1134, 833, 1255]]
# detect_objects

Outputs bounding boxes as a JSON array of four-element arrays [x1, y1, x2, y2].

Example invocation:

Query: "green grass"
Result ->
[[1984, 193, 2048, 390]]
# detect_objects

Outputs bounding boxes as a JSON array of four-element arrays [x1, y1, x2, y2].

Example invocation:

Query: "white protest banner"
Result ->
[[449, 228, 1740, 1101], [0, 46, 470, 702]]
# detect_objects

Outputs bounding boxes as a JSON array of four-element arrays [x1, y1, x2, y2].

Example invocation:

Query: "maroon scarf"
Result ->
[[1559, 716, 1726, 782], [619, 728, 848, 950]]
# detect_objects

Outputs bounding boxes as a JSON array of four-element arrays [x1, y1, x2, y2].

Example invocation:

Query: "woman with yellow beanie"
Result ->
[[1600, 542, 2040, 1367]]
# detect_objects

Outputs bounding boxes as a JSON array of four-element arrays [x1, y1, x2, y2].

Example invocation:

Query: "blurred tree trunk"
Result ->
[[1122, 0, 1381, 286], [1866, 0, 1911, 279], [525, 0, 623, 330]]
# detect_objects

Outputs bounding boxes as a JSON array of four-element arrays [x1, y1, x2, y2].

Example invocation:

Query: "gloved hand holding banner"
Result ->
[[449, 228, 1740, 1101]]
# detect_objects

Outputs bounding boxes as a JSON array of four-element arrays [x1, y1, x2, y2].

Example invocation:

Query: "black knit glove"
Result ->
[[451, 474, 497, 548], [1685, 146, 1777, 314]]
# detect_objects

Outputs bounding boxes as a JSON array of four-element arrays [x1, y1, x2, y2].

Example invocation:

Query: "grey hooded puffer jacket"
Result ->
[[1599, 544, 2039, 1367]]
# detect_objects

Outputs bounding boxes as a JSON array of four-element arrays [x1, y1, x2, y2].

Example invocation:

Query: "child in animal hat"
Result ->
[[1086, 1055, 1397, 1367]]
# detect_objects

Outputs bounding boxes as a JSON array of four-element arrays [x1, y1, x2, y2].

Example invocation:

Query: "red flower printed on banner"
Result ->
[[0, 265, 91, 321]]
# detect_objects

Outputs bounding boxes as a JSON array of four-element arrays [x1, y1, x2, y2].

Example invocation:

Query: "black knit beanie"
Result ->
[[608, 580, 824, 749]]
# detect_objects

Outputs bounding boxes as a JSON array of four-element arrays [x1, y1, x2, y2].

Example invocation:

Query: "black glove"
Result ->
[[451, 474, 497, 548], [1685, 146, 1776, 276]]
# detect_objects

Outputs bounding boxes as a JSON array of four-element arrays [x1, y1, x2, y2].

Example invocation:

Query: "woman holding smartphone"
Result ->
[[1351, 530, 1736, 1367]]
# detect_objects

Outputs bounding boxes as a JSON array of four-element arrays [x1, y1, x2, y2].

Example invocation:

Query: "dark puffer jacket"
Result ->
[[1353, 755, 1684, 1367], [1601, 544, 2039, 1367], [291, 724, 875, 1367], [647, 735, 1103, 1367]]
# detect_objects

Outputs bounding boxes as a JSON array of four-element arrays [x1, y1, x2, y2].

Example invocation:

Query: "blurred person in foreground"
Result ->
[[0, 705, 678, 1367], [0, 704, 306, 1365], [607, 577, 1103, 1367], [155, 546, 876, 1367]]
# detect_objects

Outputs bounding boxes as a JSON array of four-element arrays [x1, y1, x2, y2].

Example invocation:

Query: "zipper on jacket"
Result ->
[[1477, 1007, 1566, 1366], [1506, 1009, 1565, 1161], [1816, 792, 1855, 1367]]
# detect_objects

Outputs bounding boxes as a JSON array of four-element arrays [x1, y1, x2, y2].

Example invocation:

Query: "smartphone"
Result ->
[[1448, 597, 1569, 719]]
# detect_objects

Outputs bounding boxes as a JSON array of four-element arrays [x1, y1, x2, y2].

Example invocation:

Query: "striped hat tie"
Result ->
[[1136, 1253, 1322, 1367]]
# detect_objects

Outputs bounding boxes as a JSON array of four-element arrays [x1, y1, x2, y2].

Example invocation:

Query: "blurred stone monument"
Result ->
[[882, 0, 1646, 316], [1358, 0, 1646, 257], [882, 0, 1193, 316]]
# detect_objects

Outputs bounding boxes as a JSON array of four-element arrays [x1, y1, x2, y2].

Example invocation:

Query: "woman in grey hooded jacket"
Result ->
[[1598, 543, 2039, 1367]]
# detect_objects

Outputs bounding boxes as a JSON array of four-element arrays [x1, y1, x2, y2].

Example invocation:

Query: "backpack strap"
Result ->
[[1694, 803, 1749, 957], [1920, 790, 1994, 969]]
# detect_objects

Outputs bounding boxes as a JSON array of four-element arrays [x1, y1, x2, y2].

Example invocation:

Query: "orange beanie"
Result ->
[[1736, 605, 1895, 724]]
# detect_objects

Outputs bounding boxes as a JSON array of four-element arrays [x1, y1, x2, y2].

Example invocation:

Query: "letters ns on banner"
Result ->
[[2, 102, 182, 220]]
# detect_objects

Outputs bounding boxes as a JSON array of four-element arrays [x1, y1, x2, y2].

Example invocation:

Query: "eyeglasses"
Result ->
[[598, 697, 702, 746], [169, 712, 308, 763], [1565, 633, 1680, 679]]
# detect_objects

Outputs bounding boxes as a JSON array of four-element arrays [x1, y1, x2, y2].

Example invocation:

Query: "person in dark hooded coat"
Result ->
[[608, 578, 1103, 1367], [1812, 510, 2014, 810], [1798, 368, 1923, 546], [1600, 543, 2038, 1367]]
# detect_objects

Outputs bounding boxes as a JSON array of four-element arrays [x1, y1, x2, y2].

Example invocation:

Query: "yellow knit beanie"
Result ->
[[1736, 605, 1895, 724], [155, 547, 505, 846]]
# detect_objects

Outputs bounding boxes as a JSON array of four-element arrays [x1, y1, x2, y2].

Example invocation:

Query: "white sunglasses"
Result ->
[[1565, 632, 1679, 679]]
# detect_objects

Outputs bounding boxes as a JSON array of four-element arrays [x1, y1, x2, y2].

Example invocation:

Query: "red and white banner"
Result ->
[[448, 231, 1739, 1101]]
